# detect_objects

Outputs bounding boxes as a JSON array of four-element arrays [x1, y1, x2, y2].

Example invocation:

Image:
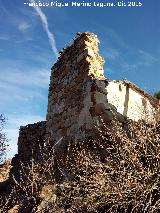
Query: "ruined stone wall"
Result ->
[[46, 32, 159, 146], [46, 32, 105, 144], [17, 121, 46, 162], [15, 32, 159, 161]]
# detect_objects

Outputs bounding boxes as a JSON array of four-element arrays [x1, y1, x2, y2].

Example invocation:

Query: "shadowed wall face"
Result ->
[[18, 121, 46, 162], [46, 32, 105, 144]]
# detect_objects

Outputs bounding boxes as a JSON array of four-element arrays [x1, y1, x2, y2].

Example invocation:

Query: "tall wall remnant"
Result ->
[[15, 32, 160, 157], [46, 32, 105, 144], [46, 32, 160, 146]]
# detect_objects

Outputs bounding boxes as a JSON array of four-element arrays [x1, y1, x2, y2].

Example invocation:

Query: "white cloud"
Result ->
[[121, 50, 158, 73], [29, 0, 59, 58], [7, 114, 45, 128], [138, 49, 157, 67], [105, 48, 120, 61], [0, 34, 12, 41], [0, 2, 9, 16], [0, 68, 50, 89], [121, 62, 139, 72], [0, 67, 50, 105], [0, 82, 44, 103], [100, 26, 129, 49], [18, 20, 30, 33]]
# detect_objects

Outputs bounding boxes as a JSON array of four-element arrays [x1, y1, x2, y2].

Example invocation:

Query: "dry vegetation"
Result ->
[[0, 115, 160, 213]]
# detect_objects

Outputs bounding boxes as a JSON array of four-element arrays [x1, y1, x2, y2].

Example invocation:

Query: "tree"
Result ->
[[0, 114, 8, 164], [154, 91, 160, 100]]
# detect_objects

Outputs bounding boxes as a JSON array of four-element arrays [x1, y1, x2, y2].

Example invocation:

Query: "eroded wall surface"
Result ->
[[46, 32, 105, 144], [17, 121, 46, 162]]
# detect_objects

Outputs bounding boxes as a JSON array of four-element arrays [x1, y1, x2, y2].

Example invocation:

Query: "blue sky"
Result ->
[[0, 0, 159, 158]]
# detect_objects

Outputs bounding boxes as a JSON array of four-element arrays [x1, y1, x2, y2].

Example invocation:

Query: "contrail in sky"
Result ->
[[29, 0, 59, 58]]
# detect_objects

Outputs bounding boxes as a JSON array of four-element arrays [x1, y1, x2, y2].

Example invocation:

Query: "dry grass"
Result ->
[[1, 116, 160, 212], [53, 118, 160, 212]]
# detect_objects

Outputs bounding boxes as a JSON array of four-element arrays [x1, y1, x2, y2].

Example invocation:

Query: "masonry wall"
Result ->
[[46, 32, 160, 146], [17, 121, 46, 162], [46, 32, 105, 144]]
